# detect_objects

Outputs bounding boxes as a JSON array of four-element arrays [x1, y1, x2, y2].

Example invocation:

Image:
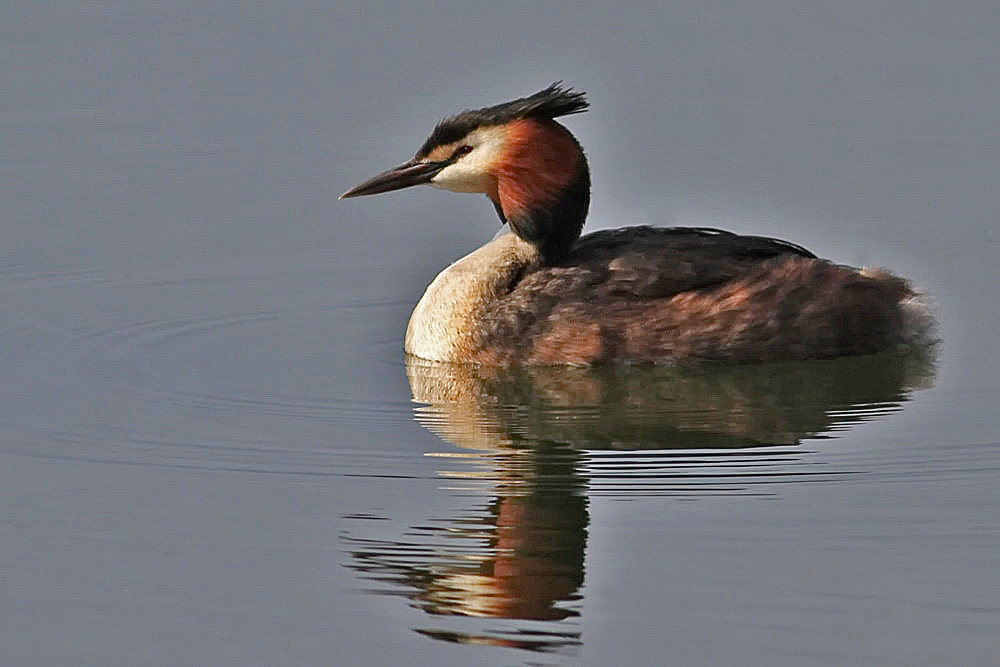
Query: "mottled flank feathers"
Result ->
[[473, 227, 919, 365]]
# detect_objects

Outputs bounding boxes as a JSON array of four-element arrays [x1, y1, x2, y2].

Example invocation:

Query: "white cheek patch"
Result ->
[[431, 162, 493, 192], [429, 126, 507, 193]]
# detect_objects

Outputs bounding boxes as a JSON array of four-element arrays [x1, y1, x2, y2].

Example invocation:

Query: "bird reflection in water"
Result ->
[[344, 351, 936, 653]]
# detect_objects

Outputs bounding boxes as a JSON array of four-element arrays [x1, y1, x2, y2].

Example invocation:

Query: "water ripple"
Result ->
[[0, 264, 415, 474]]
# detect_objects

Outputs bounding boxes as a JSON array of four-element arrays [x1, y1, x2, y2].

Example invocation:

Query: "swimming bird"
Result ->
[[341, 84, 930, 365]]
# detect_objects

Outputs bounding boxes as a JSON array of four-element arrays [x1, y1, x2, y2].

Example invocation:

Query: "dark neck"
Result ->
[[504, 161, 590, 264]]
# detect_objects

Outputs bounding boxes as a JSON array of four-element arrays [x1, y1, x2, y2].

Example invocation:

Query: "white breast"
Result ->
[[404, 231, 539, 362]]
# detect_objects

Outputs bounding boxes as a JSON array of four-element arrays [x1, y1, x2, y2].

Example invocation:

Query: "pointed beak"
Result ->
[[339, 158, 448, 199]]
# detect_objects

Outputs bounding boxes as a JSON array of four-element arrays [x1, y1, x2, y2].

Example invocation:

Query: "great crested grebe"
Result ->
[[341, 84, 931, 365]]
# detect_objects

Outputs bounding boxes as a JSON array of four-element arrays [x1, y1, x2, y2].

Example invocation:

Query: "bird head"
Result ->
[[341, 83, 591, 261]]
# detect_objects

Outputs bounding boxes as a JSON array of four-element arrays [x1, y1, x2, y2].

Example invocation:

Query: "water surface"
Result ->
[[4, 2, 999, 665]]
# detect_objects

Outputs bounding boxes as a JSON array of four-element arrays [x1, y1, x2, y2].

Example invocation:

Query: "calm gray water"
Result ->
[[4, 2, 999, 665]]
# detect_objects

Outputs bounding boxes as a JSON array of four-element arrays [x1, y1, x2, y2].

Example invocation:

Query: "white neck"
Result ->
[[405, 230, 540, 362]]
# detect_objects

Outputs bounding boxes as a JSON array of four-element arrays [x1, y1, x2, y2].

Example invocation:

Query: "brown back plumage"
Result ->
[[474, 227, 914, 365]]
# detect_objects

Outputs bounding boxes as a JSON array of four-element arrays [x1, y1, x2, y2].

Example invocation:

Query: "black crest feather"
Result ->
[[417, 83, 589, 158]]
